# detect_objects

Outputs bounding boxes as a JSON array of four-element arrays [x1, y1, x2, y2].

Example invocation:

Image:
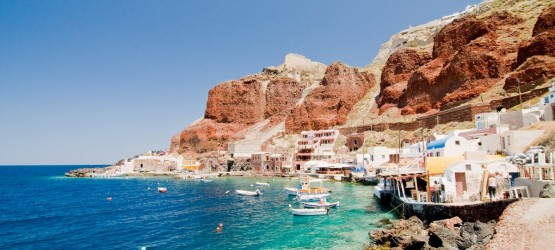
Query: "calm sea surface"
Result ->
[[0, 165, 396, 249]]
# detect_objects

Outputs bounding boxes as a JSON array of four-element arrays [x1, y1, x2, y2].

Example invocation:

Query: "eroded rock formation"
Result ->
[[397, 12, 526, 115], [285, 62, 375, 133]]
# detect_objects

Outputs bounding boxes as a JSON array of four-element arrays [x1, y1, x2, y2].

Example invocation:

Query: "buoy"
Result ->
[[225, 190, 230, 195], [219, 223, 223, 228], [216, 226, 222, 233], [107, 197, 112, 201]]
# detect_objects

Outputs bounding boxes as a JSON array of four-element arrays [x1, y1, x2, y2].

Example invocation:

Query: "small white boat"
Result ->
[[296, 193, 331, 201], [289, 204, 329, 216], [255, 181, 270, 186], [200, 179, 213, 182], [236, 189, 262, 196], [158, 187, 167, 193], [302, 199, 340, 208], [284, 187, 299, 196]]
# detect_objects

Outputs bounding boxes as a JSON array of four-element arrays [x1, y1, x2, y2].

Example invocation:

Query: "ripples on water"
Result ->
[[0, 166, 397, 249]]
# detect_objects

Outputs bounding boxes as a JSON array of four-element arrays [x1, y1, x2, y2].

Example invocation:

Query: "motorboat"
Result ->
[[284, 178, 331, 196], [236, 189, 262, 196], [298, 178, 331, 194], [295, 193, 331, 201], [289, 204, 329, 216], [284, 187, 299, 196], [158, 187, 168, 193], [302, 199, 340, 208], [255, 181, 270, 186], [200, 179, 213, 182]]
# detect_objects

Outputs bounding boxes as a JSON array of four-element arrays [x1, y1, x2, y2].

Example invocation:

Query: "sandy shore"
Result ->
[[487, 198, 555, 249]]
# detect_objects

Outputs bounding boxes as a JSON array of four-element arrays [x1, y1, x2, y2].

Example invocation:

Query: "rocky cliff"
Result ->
[[171, 0, 555, 156], [170, 54, 373, 155], [374, 0, 555, 116]]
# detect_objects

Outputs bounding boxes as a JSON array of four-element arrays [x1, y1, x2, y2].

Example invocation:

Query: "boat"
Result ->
[[295, 193, 331, 201], [284, 178, 331, 196], [302, 199, 340, 208], [158, 187, 167, 193], [200, 179, 213, 182], [236, 189, 262, 196], [289, 204, 329, 216], [255, 181, 270, 186], [284, 187, 299, 196]]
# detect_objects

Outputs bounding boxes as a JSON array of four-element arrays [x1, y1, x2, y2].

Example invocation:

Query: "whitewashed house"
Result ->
[[365, 146, 398, 167], [426, 135, 479, 157], [439, 152, 518, 202]]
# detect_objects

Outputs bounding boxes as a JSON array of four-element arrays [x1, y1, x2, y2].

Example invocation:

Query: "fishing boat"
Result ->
[[158, 187, 167, 193], [295, 193, 331, 201], [284, 187, 299, 196], [255, 181, 270, 186], [285, 178, 331, 196], [302, 198, 340, 208], [236, 189, 262, 196], [289, 204, 329, 216]]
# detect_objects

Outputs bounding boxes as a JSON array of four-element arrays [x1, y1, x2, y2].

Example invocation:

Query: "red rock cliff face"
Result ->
[[265, 78, 304, 121], [506, 5, 555, 92], [377, 49, 432, 113], [285, 62, 375, 133], [171, 76, 305, 154], [204, 78, 265, 125], [397, 12, 525, 115]]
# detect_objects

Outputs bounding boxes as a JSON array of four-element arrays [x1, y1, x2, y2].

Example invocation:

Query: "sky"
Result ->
[[0, 0, 483, 165]]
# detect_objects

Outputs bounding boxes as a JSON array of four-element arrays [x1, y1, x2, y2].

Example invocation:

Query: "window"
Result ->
[[466, 164, 471, 171], [354, 140, 358, 146], [370, 155, 374, 161], [507, 136, 510, 146], [455, 140, 460, 145], [381, 155, 385, 159], [436, 152, 440, 157]]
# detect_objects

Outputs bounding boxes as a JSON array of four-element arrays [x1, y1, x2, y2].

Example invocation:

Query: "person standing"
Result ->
[[433, 181, 442, 203], [495, 172, 505, 199], [488, 174, 497, 200]]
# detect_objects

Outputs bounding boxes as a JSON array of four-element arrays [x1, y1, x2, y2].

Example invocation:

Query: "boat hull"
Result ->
[[296, 193, 331, 201], [236, 190, 261, 196], [302, 201, 339, 208], [291, 208, 329, 216]]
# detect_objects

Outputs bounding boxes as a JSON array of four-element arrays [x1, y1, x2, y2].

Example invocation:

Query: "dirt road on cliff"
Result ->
[[487, 198, 555, 249]]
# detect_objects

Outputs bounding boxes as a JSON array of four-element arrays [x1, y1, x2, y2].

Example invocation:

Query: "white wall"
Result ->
[[503, 130, 544, 156], [367, 146, 397, 167]]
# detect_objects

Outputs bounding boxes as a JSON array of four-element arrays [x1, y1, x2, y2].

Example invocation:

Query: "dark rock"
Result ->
[[428, 223, 462, 249]]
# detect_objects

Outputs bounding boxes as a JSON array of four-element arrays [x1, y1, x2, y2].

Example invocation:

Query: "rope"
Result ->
[[386, 203, 404, 214]]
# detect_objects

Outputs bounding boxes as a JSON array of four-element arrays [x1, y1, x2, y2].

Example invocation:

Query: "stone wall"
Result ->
[[391, 197, 519, 224], [340, 103, 492, 134], [340, 86, 549, 136]]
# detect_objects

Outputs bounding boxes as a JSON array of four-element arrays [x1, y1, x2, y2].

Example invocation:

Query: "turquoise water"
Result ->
[[0, 166, 397, 249]]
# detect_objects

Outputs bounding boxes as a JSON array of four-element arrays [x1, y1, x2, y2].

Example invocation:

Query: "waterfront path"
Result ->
[[487, 198, 555, 249]]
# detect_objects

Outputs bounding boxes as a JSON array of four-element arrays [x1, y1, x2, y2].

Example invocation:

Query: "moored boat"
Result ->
[[236, 189, 262, 196], [158, 187, 167, 193], [289, 204, 329, 216], [284, 187, 299, 196], [284, 178, 331, 196], [255, 181, 270, 186], [302, 199, 340, 208], [295, 193, 331, 201]]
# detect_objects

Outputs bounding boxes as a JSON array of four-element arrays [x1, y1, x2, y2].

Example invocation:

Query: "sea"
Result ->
[[0, 165, 397, 250]]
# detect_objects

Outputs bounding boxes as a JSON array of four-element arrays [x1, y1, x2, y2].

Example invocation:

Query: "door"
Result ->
[[455, 172, 467, 196]]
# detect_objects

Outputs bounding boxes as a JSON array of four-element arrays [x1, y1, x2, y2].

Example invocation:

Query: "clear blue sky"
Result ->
[[0, 0, 482, 165]]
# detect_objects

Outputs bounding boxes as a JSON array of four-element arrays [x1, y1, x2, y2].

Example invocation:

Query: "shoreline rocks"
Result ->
[[64, 167, 106, 177], [368, 216, 496, 250]]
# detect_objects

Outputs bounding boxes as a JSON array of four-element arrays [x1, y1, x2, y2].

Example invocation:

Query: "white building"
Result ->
[[364, 146, 398, 167], [426, 135, 479, 157], [441, 155, 518, 202]]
